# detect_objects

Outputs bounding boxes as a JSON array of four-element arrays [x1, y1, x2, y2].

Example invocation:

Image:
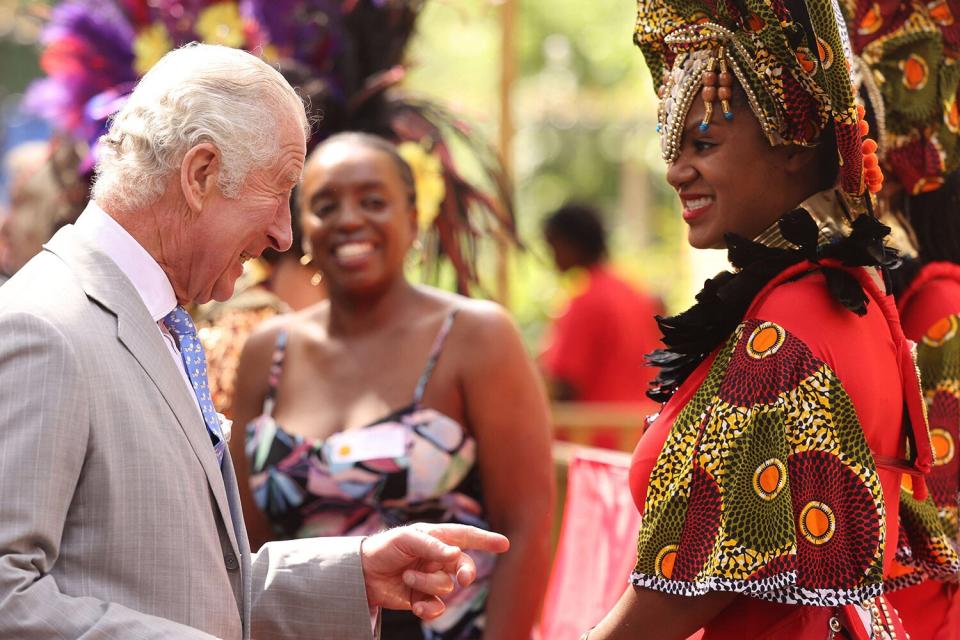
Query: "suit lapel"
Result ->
[[44, 226, 241, 558]]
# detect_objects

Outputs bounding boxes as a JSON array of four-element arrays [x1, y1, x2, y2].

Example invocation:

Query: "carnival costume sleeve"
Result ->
[[632, 316, 888, 606]]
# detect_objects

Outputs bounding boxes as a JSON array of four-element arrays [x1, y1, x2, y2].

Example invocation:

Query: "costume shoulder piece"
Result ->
[[633, 317, 886, 605], [883, 262, 960, 588], [847, 0, 960, 196]]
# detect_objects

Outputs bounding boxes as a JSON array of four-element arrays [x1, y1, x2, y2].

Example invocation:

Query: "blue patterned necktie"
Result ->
[[162, 305, 225, 465]]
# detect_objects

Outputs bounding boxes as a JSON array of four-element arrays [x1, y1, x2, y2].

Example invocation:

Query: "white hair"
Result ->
[[92, 43, 308, 212]]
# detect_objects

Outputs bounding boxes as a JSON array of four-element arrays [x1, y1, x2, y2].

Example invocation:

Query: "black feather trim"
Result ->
[[647, 210, 897, 402]]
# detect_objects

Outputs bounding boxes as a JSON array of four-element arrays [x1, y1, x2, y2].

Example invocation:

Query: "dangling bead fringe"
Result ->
[[700, 55, 718, 131], [718, 54, 734, 120]]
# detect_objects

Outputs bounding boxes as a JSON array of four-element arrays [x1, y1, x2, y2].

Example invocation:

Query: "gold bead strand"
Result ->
[[718, 51, 734, 121], [700, 54, 717, 132]]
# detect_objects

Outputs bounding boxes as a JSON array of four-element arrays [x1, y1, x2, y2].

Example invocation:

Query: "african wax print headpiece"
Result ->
[[847, 0, 960, 195], [25, 0, 515, 295], [635, 0, 870, 196]]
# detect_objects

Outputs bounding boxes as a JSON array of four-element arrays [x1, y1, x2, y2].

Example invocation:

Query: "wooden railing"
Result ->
[[550, 401, 652, 453]]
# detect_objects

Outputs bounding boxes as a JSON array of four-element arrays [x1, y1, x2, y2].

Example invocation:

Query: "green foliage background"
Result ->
[[405, 0, 689, 352]]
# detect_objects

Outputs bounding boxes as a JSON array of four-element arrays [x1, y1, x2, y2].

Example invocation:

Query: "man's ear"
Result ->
[[180, 143, 220, 213]]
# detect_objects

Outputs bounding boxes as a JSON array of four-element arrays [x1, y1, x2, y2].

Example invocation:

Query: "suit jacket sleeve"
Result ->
[[249, 536, 376, 640], [0, 311, 218, 639]]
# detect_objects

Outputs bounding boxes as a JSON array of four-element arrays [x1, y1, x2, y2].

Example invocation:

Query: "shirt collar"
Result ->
[[73, 201, 178, 322]]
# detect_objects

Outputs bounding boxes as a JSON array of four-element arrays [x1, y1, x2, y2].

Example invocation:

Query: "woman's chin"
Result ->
[[687, 228, 723, 250]]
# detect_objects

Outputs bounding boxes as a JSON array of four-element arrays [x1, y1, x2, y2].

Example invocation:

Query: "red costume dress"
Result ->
[[629, 210, 931, 639]]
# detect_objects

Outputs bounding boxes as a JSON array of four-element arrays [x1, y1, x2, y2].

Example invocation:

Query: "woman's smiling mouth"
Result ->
[[681, 195, 715, 222]]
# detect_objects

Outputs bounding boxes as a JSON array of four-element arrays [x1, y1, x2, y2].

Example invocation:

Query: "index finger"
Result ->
[[420, 524, 510, 554]]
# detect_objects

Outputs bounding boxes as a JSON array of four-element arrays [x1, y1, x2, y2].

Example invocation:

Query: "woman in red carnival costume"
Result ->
[[583, 0, 957, 636]]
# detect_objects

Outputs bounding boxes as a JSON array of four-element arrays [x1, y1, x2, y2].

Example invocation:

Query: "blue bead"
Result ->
[[724, 111, 734, 121], [656, 124, 662, 132], [698, 122, 709, 132]]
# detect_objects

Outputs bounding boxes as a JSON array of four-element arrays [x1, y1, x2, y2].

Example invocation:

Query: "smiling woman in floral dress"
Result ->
[[230, 133, 554, 640]]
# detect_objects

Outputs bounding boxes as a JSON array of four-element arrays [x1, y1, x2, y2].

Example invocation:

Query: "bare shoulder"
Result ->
[[426, 293, 523, 373], [418, 287, 518, 343], [244, 301, 327, 352], [236, 303, 321, 386], [456, 297, 517, 337]]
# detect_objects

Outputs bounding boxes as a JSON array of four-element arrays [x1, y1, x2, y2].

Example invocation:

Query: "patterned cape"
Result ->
[[633, 257, 934, 637], [633, 314, 887, 605]]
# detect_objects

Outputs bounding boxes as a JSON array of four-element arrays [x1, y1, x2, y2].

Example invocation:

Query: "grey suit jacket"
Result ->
[[0, 226, 375, 639]]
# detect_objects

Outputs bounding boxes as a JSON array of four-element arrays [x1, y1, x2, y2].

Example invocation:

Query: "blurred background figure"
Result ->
[[0, 137, 84, 280], [232, 133, 555, 640], [17, 0, 519, 419], [541, 202, 662, 450]]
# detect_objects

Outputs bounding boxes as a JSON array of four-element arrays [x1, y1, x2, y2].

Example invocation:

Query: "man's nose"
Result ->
[[270, 198, 293, 252]]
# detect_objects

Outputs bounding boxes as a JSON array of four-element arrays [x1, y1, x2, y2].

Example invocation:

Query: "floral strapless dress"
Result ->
[[246, 311, 493, 639]]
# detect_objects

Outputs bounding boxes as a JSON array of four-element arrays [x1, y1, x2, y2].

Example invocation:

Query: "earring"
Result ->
[[406, 237, 425, 269], [299, 253, 324, 287]]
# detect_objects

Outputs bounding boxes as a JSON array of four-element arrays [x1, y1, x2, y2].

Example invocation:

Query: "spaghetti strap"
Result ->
[[412, 310, 459, 407], [261, 329, 288, 417]]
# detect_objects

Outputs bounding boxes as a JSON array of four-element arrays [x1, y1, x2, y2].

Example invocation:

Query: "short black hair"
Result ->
[[312, 131, 416, 206], [543, 202, 608, 265]]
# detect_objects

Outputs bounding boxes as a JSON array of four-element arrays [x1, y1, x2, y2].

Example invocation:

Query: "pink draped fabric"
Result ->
[[538, 448, 643, 639]]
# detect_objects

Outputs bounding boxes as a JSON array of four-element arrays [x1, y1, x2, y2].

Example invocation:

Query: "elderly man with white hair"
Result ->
[[0, 43, 508, 640]]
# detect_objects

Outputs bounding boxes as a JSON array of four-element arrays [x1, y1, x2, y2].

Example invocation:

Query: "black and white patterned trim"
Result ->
[[629, 570, 882, 607]]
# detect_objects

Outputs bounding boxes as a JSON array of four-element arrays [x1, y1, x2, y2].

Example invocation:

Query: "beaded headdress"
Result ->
[[635, 0, 869, 196], [25, 0, 515, 294], [847, 0, 960, 195]]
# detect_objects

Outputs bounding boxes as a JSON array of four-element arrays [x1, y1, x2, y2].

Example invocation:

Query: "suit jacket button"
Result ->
[[224, 551, 239, 571]]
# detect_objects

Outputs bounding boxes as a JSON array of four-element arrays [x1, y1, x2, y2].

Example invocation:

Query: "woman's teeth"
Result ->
[[685, 197, 714, 210], [335, 242, 374, 259]]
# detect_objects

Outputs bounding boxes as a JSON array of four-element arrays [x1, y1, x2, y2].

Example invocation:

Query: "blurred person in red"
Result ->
[[841, 3, 960, 636], [541, 203, 662, 449]]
